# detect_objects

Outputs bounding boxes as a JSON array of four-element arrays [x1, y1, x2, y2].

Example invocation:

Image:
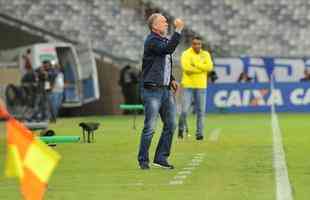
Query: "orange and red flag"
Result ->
[[0, 99, 9, 120], [1, 103, 60, 200]]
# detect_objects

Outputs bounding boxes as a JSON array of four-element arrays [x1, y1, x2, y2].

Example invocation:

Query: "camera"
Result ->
[[208, 71, 218, 83]]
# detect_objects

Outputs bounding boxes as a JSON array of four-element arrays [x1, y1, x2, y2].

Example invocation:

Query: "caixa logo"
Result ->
[[214, 57, 309, 83]]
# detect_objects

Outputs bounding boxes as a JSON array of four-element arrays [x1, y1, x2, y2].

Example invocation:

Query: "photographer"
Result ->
[[34, 60, 57, 121]]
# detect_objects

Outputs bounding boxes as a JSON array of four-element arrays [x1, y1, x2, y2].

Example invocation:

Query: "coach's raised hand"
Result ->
[[174, 18, 185, 32]]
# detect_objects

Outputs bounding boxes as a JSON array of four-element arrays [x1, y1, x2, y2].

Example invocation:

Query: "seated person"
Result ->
[[238, 72, 252, 83], [300, 69, 310, 82]]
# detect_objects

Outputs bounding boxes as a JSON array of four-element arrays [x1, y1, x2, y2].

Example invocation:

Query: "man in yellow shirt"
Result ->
[[178, 36, 213, 140]]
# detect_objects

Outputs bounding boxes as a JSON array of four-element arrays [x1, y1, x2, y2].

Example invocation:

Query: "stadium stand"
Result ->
[[145, 0, 310, 57], [2, 0, 310, 60], [0, 0, 148, 61]]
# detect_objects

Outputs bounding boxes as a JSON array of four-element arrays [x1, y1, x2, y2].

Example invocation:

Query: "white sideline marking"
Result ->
[[209, 128, 222, 142], [178, 171, 192, 175], [169, 180, 183, 185], [183, 167, 195, 170], [193, 156, 205, 160], [188, 162, 200, 166], [168, 153, 205, 185], [174, 175, 187, 179], [270, 76, 293, 200], [194, 153, 206, 157], [191, 159, 203, 163], [271, 112, 293, 200]]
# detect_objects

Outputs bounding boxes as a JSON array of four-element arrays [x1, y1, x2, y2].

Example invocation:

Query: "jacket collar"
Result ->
[[151, 31, 168, 41]]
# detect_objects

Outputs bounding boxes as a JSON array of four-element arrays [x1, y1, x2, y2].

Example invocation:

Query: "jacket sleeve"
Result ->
[[194, 52, 214, 72], [148, 32, 181, 55], [181, 51, 204, 74]]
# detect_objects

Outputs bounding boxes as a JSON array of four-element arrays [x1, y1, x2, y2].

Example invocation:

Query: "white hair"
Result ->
[[147, 13, 163, 31]]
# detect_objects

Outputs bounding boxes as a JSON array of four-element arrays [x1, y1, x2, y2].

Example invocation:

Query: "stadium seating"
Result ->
[[1, 0, 310, 61], [0, 0, 148, 61], [144, 0, 310, 57]]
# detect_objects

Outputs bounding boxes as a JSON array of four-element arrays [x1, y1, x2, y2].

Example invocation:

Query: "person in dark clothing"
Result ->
[[22, 48, 32, 73], [238, 72, 252, 83], [300, 69, 310, 82], [33, 60, 57, 122], [119, 65, 141, 114], [21, 65, 38, 111], [137, 13, 184, 170], [21, 67, 37, 85], [208, 71, 218, 83]]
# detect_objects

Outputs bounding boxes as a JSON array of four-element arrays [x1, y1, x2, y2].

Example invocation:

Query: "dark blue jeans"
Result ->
[[138, 88, 176, 165]]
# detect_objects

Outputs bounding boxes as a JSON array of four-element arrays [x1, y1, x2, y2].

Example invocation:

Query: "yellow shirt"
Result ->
[[181, 48, 214, 88]]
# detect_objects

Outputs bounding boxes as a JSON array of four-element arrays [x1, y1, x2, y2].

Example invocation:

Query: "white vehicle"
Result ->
[[0, 42, 100, 107]]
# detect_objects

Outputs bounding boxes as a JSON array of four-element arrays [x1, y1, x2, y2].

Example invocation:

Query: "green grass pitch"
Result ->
[[0, 113, 309, 200]]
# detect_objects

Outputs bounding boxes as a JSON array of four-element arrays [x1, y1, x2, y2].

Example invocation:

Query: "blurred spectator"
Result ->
[[22, 49, 32, 73], [300, 69, 310, 82], [119, 65, 141, 113], [238, 72, 252, 83], [21, 65, 37, 85], [35, 60, 57, 122], [50, 63, 64, 121], [21, 65, 38, 110]]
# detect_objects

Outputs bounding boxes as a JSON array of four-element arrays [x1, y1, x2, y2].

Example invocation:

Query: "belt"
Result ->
[[143, 83, 170, 90]]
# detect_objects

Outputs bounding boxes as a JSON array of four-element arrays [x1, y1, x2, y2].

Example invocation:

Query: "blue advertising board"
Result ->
[[213, 57, 310, 83], [206, 82, 310, 113]]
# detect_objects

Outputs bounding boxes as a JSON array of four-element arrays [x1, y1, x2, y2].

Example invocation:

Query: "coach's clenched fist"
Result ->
[[174, 18, 185, 30]]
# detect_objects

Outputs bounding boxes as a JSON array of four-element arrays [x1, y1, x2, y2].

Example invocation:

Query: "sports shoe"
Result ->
[[178, 130, 183, 139], [153, 161, 174, 169], [139, 163, 150, 170], [196, 135, 204, 140]]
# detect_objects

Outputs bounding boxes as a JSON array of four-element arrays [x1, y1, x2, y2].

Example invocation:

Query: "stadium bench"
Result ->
[[119, 104, 144, 129], [39, 136, 80, 144]]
